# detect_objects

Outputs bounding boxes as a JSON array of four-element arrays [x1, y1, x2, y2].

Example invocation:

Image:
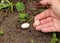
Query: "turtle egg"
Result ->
[[21, 23, 30, 29]]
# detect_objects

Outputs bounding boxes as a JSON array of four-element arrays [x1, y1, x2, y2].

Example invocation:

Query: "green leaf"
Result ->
[[19, 13, 29, 19], [53, 33, 56, 38], [1, 0, 5, 4], [10, 3, 14, 12], [0, 30, 4, 36], [5, 0, 11, 4], [0, 3, 10, 10], [0, 0, 14, 12], [5, 0, 14, 12], [50, 33, 58, 43], [58, 37, 60, 43], [15, 2, 25, 12], [18, 13, 29, 22], [19, 19, 26, 22]]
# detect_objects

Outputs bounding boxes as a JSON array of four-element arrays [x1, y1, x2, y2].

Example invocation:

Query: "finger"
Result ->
[[41, 26, 57, 32], [41, 17, 53, 24], [40, 0, 51, 5], [40, 0, 48, 5], [34, 9, 51, 21], [33, 17, 53, 27], [50, 9, 57, 18], [36, 22, 53, 31]]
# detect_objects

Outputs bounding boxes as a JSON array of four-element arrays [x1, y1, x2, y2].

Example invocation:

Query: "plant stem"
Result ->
[[5, 0, 11, 4], [30, 39, 35, 43], [1, 0, 5, 3], [27, 15, 34, 22], [5, 0, 14, 12], [10, 3, 14, 12], [6, 8, 9, 15]]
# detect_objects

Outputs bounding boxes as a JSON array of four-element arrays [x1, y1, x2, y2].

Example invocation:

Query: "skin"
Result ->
[[33, 0, 60, 32]]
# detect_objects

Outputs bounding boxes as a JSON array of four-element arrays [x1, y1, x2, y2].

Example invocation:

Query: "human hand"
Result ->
[[33, 0, 60, 32], [40, 0, 60, 18], [33, 9, 60, 32]]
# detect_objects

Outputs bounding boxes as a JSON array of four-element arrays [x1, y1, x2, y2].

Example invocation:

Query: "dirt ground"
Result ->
[[0, 0, 52, 43]]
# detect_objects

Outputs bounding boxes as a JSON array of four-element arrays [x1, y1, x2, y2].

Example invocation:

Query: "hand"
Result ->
[[33, 0, 60, 32], [40, 0, 60, 18]]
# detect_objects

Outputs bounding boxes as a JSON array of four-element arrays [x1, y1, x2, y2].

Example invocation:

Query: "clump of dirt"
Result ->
[[0, 0, 52, 43]]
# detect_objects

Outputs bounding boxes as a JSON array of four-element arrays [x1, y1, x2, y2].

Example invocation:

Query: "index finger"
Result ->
[[34, 9, 51, 21]]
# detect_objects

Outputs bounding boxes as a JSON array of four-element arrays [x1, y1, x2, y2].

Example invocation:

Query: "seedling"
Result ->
[[0, 0, 9, 10], [30, 39, 35, 43], [58, 38, 60, 43], [5, 0, 14, 12], [58, 35, 60, 43], [0, 30, 4, 36], [50, 33, 58, 43], [0, 3, 8, 9], [0, 0, 14, 12], [15, 2, 25, 12], [18, 13, 29, 22], [1, 0, 5, 4]]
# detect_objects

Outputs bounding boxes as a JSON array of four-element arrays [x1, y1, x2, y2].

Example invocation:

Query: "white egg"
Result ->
[[34, 20, 40, 26], [21, 23, 30, 29]]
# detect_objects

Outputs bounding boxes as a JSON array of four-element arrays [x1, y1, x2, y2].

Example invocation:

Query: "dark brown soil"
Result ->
[[0, 0, 52, 43]]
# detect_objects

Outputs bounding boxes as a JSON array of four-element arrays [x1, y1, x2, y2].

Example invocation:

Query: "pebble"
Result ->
[[21, 23, 30, 29]]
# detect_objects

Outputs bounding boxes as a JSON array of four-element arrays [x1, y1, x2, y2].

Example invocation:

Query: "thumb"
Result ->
[[40, 0, 52, 5]]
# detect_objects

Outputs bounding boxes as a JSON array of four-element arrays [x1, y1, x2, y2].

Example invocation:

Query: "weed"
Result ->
[[58, 38, 60, 43], [0, 30, 4, 36], [1, 0, 5, 4], [0, 0, 14, 12], [15, 2, 25, 12], [58, 35, 60, 43], [50, 33, 58, 43], [0, 3, 9, 10], [30, 39, 35, 43], [18, 13, 29, 22], [5, 0, 14, 12]]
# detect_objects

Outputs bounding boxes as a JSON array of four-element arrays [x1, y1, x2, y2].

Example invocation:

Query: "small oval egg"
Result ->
[[21, 23, 30, 29]]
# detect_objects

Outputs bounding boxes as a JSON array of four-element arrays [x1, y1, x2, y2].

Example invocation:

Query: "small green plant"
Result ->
[[0, 0, 14, 12], [0, 3, 9, 10], [1, 0, 5, 4], [15, 2, 25, 12], [58, 36, 60, 43], [0, 30, 4, 36], [18, 13, 29, 22], [50, 33, 58, 43], [0, 0, 9, 10], [30, 39, 35, 43], [5, 0, 14, 12], [58, 38, 60, 43]]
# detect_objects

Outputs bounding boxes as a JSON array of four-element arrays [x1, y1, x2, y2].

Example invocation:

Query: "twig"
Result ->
[[5, 8, 9, 16], [27, 15, 34, 22]]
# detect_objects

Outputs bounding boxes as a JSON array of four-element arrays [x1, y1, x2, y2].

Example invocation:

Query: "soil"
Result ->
[[0, 0, 52, 43]]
